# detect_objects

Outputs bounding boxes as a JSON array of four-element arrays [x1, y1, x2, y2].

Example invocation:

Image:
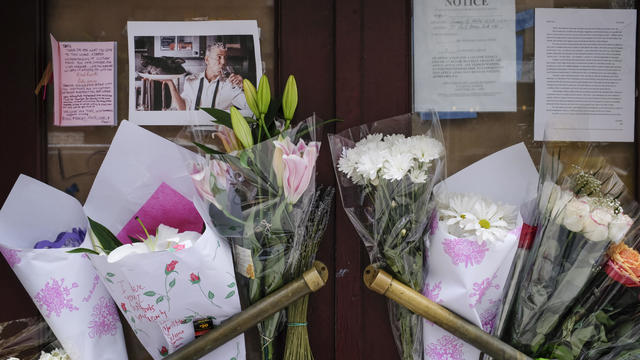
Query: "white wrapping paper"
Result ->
[[423, 143, 538, 359], [0, 175, 128, 360], [83, 120, 245, 359]]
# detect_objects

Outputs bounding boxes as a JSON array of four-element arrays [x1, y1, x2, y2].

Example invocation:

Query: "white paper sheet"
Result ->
[[424, 143, 538, 360], [414, 0, 516, 112], [0, 175, 128, 360], [534, 8, 637, 142], [434, 142, 539, 206], [83, 121, 245, 359]]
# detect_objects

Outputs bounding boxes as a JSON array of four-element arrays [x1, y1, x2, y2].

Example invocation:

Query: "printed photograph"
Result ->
[[128, 21, 262, 125]]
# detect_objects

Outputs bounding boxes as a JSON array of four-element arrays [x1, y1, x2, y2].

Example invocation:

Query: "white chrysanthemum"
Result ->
[[408, 168, 428, 183], [337, 132, 443, 185], [39, 348, 71, 360], [383, 134, 406, 146], [356, 151, 386, 182], [461, 197, 518, 244], [381, 153, 414, 181], [410, 135, 445, 164]]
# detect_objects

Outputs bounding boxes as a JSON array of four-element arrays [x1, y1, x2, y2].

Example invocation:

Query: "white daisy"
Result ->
[[461, 197, 517, 244], [438, 193, 480, 237]]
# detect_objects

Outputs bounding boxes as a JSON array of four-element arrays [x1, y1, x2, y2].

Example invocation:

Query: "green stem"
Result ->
[[260, 114, 271, 139]]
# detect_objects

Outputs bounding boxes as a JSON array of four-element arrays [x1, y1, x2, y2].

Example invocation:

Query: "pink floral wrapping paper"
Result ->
[[0, 175, 127, 359], [423, 214, 522, 359], [423, 143, 539, 359]]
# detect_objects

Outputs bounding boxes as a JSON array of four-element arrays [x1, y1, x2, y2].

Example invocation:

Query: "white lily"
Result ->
[[107, 224, 199, 263]]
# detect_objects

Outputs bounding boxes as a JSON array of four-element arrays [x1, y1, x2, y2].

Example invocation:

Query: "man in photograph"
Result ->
[[165, 43, 250, 113]]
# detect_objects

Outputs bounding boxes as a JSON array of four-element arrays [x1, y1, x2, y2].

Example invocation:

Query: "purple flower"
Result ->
[[34, 228, 86, 249]]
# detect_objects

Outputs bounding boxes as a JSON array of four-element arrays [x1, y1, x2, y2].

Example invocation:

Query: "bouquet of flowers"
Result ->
[[536, 237, 640, 360], [187, 75, 331, 360], [81, 121, 245, 359], [0, 175, 128, 359], [503, 143, 639, 356], [423, 143, 539, 360], [329, 113, 446, 360]]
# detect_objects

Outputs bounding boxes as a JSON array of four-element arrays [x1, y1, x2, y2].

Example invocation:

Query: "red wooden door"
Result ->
[[279, 1, 412, 359]]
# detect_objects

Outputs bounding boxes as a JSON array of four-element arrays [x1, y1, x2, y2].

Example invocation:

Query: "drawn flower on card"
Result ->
[[143, 260, 179, 312], [188, 272, 222, 309], [159, 346, 169, 357]]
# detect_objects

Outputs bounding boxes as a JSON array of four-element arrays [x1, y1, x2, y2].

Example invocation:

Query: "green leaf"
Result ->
[[225, 290, 235, 299], [66, 248, 100, 255], [227, 282, 236, 288], [182, 317, 193, 324], [208, 291, 215, 300], [88, 217, 123, 253], [156, 296, 164, 304], [257, 74, 271, 115], [143, 291, 156, 297], [130, 316, 135, 324], [127, 235, 143, 243], [282, 75, 298, 122], [230, 107, 253, 149], [199, 107, 232, 129], [106, 272, 115, 277], [242, 79, 260, 118], [193, 141, 224, 155], [169, 279, 176, 288], [105, 278, 113, 284]]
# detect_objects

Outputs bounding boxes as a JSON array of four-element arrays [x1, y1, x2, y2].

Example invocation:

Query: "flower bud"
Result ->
[[230, 106, 253, 149], [242, 79, 260, 118], [282, 75, 298, 122], [257, 74, 271, 116]]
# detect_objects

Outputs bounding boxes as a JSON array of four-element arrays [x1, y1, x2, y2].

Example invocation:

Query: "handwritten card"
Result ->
[[51, 35, 117, 126]]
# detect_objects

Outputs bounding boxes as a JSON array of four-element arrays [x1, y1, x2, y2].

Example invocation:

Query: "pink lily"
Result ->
[[273, 137, 320, 204], [273, 137, 320, 187], [214, 125, 242, 153], [190, 159, 231, 208]]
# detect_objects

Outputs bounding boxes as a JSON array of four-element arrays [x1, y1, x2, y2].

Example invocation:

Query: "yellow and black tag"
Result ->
[[193, 318, 215, 338]]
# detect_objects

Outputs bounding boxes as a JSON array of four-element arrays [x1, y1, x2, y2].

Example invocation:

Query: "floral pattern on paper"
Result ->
[[425, 335, 464, 360], [480, 305, 498, 333], [88, 296, 119, 338], [469, 272, 500, 308], [423, 281, 442, 327], [0, 247, 20, 268], [34, 278, 79, 318], [429, 209, 439, 235], [442, 238, 489, 268]]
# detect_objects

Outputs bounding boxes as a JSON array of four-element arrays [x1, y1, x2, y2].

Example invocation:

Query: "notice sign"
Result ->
[[414, 0, 516, 112], [51, 35, 117, 126], [534, 9, 636, 142]]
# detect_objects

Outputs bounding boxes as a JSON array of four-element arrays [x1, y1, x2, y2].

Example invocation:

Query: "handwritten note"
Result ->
[[51, 35, 117, 126]]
